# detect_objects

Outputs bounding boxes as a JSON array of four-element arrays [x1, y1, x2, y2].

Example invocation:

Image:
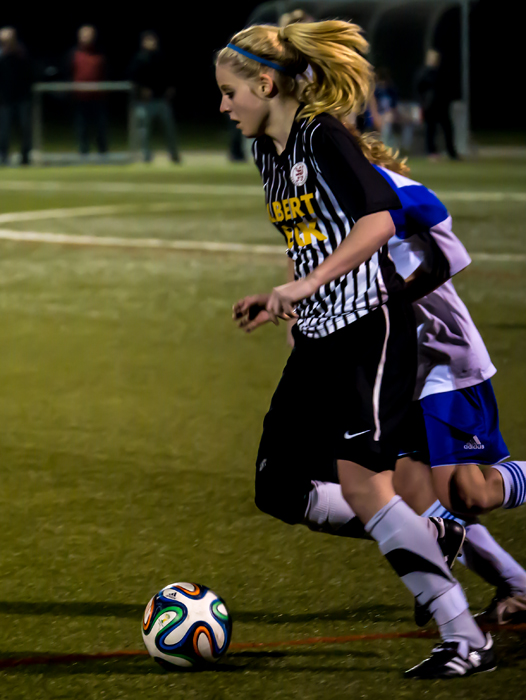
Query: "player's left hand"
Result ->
[[232, 294, 270, 333], [266, 278, 318, 325]]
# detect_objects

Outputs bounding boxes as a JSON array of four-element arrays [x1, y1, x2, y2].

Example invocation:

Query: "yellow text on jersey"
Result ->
[[266, 193, 328, 249]]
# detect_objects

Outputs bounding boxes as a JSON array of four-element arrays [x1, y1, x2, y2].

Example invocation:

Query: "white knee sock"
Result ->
[[421, 499, 526, 592], [460, 522, 526, 594], [421, 499, 466, 526], [493, 462, 526, 508], [365, 496, 485, 648], [307, 486, 526, 598], [304, 481, 355, 533]]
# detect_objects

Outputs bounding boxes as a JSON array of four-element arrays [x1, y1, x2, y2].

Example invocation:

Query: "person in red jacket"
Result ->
[[70, 25, 108, 155]]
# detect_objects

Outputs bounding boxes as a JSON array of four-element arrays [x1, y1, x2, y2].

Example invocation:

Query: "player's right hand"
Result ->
[[232, 294, 271, 333]]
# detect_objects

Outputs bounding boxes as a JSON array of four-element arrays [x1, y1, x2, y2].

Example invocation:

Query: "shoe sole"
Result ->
[[406, 664, 497, 680]]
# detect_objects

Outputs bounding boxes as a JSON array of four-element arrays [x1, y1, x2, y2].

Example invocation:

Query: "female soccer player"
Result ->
[[217, 20, 492, 678], [236, 126, 526, 627]]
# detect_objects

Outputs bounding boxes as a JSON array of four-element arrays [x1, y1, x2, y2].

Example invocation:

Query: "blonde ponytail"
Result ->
[[280, 20, 373, 121], [347, 125, 410, 175], [217, 20, 408, 174]]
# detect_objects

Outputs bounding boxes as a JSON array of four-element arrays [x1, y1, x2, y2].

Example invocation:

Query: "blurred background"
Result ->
[[0, 0, 523, 165]]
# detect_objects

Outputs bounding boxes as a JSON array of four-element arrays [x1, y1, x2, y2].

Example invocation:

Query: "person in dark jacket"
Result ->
[[70, 25, 108, 155], [0, 27, 33, 165], [129, 31, 180, 163], [416, 49, 458, 160]]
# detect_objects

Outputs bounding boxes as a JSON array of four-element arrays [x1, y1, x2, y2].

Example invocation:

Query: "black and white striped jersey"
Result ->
[[253, 110, 403, 338]]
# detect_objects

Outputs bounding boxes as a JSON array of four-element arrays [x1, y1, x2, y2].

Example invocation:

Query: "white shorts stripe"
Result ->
[[373, 305, 391, 442]]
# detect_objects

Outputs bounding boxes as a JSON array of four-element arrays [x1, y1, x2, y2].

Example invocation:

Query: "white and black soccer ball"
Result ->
[[142, 582, 232, 670]]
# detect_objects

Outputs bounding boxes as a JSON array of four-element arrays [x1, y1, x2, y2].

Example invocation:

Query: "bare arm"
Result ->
[[402, 265, 447, 303], [267, 210, 395, 322]]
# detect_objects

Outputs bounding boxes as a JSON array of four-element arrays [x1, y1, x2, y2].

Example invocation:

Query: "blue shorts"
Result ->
[[401, 379, 509, 468]]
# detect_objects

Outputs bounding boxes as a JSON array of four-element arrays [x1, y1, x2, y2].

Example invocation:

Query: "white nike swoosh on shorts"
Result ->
[[343, 429, 371, 440]]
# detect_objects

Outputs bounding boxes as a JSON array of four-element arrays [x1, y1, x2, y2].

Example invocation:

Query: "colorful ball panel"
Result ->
[[142, 582, 232, 669]]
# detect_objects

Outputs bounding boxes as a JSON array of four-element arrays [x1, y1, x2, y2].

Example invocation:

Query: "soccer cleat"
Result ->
[[405, 633, 496, 679], [475, 588, 526, 625], [414, 517, 466, 627]]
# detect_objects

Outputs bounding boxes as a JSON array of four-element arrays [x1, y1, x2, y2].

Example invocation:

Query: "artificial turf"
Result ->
[[0, 154, 525, 699]]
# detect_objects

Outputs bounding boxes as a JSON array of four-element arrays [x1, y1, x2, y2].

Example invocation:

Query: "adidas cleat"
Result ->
[[475, 588, 526, 625], [414, 517, 466, 627], [405, 633, 496, 679]]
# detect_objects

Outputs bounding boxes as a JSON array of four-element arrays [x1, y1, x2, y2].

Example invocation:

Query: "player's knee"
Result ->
[[449, 470, 490, 515], [254, 456, 309, 525]]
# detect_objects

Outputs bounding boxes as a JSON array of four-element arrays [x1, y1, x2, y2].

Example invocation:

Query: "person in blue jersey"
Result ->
[[305, 162, 526, 627], [218, 19, 494, 678], [236, 137, 526, 628], [375, 163, 526, 522]]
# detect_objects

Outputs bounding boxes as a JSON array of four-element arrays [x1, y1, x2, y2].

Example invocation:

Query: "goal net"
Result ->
[[32, 81, 139, 165]]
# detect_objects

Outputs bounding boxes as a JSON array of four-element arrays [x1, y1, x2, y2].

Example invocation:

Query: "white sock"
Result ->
[[460, 522, 526, 594], [493, 461, 526, 508], [365, 496, 484, 649], [421, 499, 466, 527], [304, 480, 356, 533]]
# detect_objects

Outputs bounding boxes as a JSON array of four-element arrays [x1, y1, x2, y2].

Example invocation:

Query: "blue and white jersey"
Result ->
[[375, 165, 496, 400]]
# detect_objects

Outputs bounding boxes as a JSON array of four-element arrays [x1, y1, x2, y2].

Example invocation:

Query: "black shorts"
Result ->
[[256, 299, 417, 476]]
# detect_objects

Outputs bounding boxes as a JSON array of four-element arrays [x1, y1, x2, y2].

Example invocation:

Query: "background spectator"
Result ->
[[70, 25, 108, 156], [129, 31, 180, 163], [375, 67, 399, 148], [0, 26, 33, 165], [417, 49, 458, 160]]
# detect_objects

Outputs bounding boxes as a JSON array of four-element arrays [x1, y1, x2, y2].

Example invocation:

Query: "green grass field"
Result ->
[[0, 153, 525, 699]]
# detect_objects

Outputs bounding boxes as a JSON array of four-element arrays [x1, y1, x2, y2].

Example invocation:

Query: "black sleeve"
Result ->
[[313, 118, 401, 223]]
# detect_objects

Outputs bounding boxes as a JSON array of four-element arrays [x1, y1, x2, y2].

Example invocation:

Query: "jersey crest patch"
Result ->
[[290, 162, 308, 187]]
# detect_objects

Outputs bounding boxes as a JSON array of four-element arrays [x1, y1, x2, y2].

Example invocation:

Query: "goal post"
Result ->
[[32, 81, 139, 165]]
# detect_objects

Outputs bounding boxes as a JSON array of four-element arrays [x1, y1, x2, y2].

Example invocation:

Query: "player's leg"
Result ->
[[254, 325, 330, 525], [338, 458, 491, 677], [395, 456, 526, 625], [431, 462, 504, 515], [0, 104, 12, 164], [439, 103, 458, 160], [159, 99, 180, 163], [95, 101, 108, 155], [305, 470, 526, 624], [393, 455, 437, 515], [140, 102, 154, 163], [460, 522, 526, 624], [420, 380, 526, 516], [19, 100, 32, 165], [423, 108, 438, 157], [76, 103, 89, 155], [334, 300, 491, 677]]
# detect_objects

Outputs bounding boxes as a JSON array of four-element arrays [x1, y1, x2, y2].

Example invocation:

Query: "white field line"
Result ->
[[0, 180, 525, 201], [0, 228, 286, 256], [0, 227, 524, 263], [0, 180, 263, 196], [469, 252, 526, 263], [0, 200, 253, 224], [437, 192, 526, 202]]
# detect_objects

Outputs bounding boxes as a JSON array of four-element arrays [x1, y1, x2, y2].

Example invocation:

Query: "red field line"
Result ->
[[1, 624, 525, 669]]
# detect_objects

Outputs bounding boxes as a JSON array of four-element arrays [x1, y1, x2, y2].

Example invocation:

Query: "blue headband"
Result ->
[[226, 43, 293, 75]]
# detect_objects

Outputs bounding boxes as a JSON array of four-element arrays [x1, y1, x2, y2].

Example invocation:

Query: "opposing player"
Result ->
[[235, 130, 526, 628], [217, 20, 494, 678], [304, 160, 526, 626]]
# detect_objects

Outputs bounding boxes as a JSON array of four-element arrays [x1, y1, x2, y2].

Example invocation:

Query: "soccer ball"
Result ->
[[142, 582, 232, 670]]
